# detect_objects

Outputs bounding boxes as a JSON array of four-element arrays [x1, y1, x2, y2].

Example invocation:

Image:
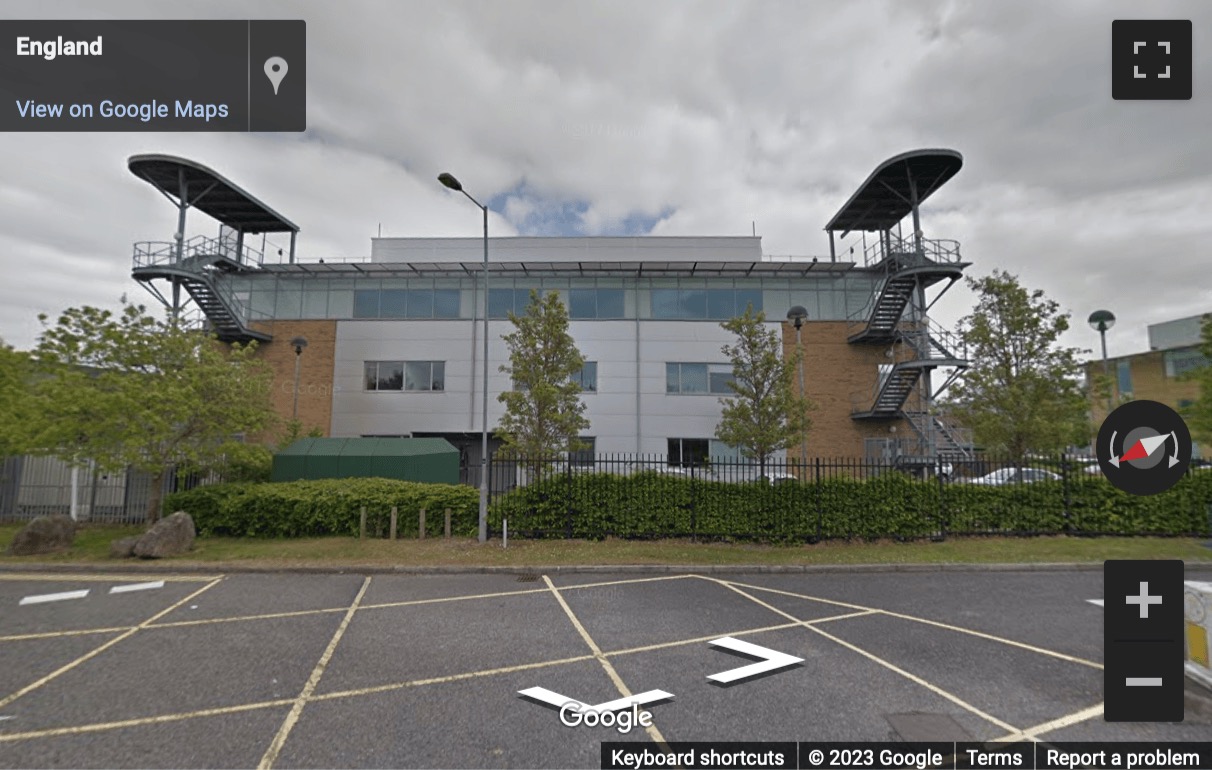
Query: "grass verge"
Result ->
[[1, 523, 1210, 568]]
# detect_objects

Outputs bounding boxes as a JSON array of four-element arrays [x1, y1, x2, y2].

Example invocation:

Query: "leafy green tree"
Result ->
[[947, 271, 1091, 462], [1182, 314, 1212, 444], [497, 290, 589, 465], [27, 302, 276, 523], [715, 306, 813, 477], [0, 342, 35, 456]]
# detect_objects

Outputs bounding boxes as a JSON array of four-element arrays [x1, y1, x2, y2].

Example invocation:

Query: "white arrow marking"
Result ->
[[706, 637, 804, 684], [109, 581, 165, 594], [19, 589, 89, 606], [1108, 431, 1119, 467], [0, 716, 14, 721], [517, 686, 673, 712], [1088, 599, 1104, 607]]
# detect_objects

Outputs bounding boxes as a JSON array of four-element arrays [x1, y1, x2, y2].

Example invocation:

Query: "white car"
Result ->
[[965, 467, 1061, 486]]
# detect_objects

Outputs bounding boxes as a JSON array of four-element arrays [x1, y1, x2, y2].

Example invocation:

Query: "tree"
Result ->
[[27, 302, 276, 523], [497, 290, 590, 464], [0, 342, 35, 456], [1182, 314, 1212, 444], [946, 271, 1091, 462], [715, 306, 813, 477]]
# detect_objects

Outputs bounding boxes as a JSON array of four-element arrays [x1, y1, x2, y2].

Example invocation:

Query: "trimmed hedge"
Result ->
[[164, 478, 478, 538], [489, 470, 1212, 541]]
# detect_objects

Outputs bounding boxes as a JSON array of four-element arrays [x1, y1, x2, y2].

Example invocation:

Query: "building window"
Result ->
[[666, 363, 733, 394], [569, 288, 626, 319], [512, 362, 596, 392], [489, 288, 545, 318], [573, 362, 598, 392], [1116, 359, 1133, 399], [405, 361, 445, 391], [1164, 348, 1209, 378], [364, 361, 404, 391], [570, 437, 596, 467], [651, 288, 763, 320], [353, 289, 461, 319], [364, 361, 444, 391], [668, 438, 709, 467]]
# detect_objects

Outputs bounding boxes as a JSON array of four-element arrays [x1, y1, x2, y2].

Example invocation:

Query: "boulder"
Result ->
[[133, 511, 195, 559], [109, 536, 139, 559], [6, 514, 76, 556]]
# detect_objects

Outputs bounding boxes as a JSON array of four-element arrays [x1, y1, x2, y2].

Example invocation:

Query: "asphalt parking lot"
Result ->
[[1, 566, 1210, 769]]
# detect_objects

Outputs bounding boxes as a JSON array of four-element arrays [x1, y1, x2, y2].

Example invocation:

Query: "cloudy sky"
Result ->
[[1, 0, 1209, 358]]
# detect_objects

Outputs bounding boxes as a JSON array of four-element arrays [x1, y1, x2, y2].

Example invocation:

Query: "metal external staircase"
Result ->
[[131, 234, 270, 343]]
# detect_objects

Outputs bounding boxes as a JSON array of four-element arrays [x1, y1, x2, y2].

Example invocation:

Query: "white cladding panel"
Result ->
[[330, 319, 782, 453], [370, 236, 762, 264]]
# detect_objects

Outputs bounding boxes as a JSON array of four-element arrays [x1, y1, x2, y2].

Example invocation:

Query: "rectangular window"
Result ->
[[364, 361, 405, 391], [709, 366, 734, 394], [1164, 348, 1210, 378], [573, 362, 598, 392], [570, 437, 595, 467], [433, 289, 461, 318], [1116, 359, 1133, 398], [379, 289, 407, 318], [597, 289, 625, 318], [569, 289, 596, 319], [680, 363, 708, 393], [735, 288, 763, 315], [668, 438, 709, 467], [651, 288, 764, 319], [405, 289, 434, 318], [667, 362, 733, 394], [651, 289, 681, 319], [568, 288, 625, 319], [404, 361, 445, 391], [353, 289, 379, 318], [489, 288, 541, 318], [365, 361, 442, 391]]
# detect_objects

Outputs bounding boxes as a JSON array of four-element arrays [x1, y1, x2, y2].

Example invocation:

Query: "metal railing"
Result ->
[[861, 235, 962, 268], [0, 456, 222, 524], [485, 452, 1212, 541], [132, 232, 265, 270]]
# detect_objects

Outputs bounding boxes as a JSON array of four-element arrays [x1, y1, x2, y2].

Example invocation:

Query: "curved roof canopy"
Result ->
[[128, 154, 299, 233], [825, 149, 962, 234]]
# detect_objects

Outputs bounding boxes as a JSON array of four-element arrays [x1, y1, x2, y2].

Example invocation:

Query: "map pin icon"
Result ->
[[264, 57, 288, 95]]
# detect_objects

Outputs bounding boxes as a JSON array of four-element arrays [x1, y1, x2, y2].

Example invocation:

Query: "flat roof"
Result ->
[[128, 154, 299, 234], [825, 149, 963, 234], [256, 259, 856, 278]]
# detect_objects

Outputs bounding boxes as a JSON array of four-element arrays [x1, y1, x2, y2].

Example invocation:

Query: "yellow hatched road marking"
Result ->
[[542, 575, 669, 747], [0, 578, 222, 711], [721, 578, 1104, 670], [705, 578, 1022, 735], [992, 702, 1104, 742], [256, 577, 371, 770]]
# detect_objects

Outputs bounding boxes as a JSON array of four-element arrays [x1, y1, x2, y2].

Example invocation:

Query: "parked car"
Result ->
[[964, 467, 1061, 486]]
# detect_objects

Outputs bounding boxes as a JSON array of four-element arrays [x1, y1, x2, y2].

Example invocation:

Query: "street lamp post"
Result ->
[[290, 336, 308, 422], [786, 306, 809, 477], [1087, 310, 1116, 414], [439, 172, 490, 543]]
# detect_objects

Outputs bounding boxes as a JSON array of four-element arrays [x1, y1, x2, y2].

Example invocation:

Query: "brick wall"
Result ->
[[248, 320, 337, 442], [783, 321, 908, 459], [1087, 350, 1201, 426]]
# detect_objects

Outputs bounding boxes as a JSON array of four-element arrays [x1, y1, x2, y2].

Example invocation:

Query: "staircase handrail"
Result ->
[[861, 235, 963, 268]]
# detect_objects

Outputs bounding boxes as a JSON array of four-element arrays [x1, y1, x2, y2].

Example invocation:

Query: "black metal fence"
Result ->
[[0, 455, 219, 525], [485, 453, 1212, 541]]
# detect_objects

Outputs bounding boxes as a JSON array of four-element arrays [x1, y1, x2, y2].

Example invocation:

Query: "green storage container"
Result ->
[[271, 438, 459, 484]]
